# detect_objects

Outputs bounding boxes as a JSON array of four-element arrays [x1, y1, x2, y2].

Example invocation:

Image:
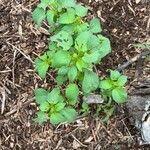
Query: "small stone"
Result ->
[[83, 94, 104, 104]]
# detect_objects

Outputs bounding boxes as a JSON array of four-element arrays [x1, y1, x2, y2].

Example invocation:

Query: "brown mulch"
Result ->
[[0, 0, 150, 149]]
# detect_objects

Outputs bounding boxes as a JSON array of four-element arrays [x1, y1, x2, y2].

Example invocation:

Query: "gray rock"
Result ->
[[83, 94, 104, 104], [126, 95, 150, 145]]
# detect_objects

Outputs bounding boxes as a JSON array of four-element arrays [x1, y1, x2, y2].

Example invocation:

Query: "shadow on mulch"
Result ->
[[0, 0, 149, 149]]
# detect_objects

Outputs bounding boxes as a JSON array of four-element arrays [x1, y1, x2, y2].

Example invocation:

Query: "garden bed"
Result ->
[[0, 0, 150, 149]]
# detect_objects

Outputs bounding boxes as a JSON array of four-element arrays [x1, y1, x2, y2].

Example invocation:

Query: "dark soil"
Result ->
[[0, 0, 150, 149]]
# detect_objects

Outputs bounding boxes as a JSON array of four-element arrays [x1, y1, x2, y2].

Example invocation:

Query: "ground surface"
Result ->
[[0, 0, 150, 149]]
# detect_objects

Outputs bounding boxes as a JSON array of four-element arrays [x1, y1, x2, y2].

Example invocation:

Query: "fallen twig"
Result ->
[[117, 50, 150, 71], [6, 42, 34, 64]]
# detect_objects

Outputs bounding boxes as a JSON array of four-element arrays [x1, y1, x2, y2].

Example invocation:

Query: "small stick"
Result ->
[[7, 42, 34, 63], [71, 134, 88, 147], [0, 87, 6, 114], [117, 50, 150, 71]]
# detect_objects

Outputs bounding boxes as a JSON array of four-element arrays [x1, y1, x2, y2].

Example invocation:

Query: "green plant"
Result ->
[[34, 88, 77, 124], [32, 0, 127, 125], [99, 70, 128, 103]]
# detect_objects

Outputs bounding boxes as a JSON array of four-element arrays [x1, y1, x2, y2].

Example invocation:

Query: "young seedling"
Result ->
[[34, 88, 77, 125], [32, 0, 128, 125], [99, 70, 128, 103]]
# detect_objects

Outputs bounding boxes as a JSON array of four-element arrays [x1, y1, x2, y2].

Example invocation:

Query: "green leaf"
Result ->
[[75, 4, 88, 17], [76, 59, 88, 72], [60, 107, 77, 122], [99, 79, 113, 90], [58, 0, 75, 7], [75, 31, 91, 52], [112, 87, 127, 103], [110, 70, 121, 81], [58, 8, 76, 24], [35, 88, 48, 104], [65, 84, 79, 105], [68, 66, 77, 82], [80, 102, 89, 113], [117, 75, 127, 86], [47, 88, 60, 104], [39, 101, 50, 112], [46, 10, 54, 25], [55, 102, 65, 111], [62, 24, 76, 34], [88, 34, 100, 51], [32, 7, 45, 27], [34, 111, 48, 125], [48, 42, 60, 51], [58, 67, 69, 76], [35, 58, 49, 79], [76, 23, 89, 33], [50, 112, 66, 125], [51, 31, 73, 51], [35, 53, 50, 79], [51, 51, 71, 68], [90, 18, 102, 33], [82, 70, 99, 94], [56, 75, 68, 85], [82, 51, 100, 64], [38, 0, 51, 10], [98, 35, 111, 58]]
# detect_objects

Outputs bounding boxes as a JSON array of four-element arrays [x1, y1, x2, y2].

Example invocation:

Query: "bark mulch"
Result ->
[[0, 0, 150, 149]]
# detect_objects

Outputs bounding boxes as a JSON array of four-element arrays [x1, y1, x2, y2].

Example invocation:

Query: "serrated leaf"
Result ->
[[35, 53, 50, 79], [117, 75, 127, 86], [50, 112, 66, 125], [39, 101, 50, 112], [46, 10, 54, 25], [58, 8, 76, 24], [58, 0, 75, 7], [35, 88, 48, 104], [55, 102, 65, 111], [82, 51, 100, 64], [51, 31, 73, 51], [65, 84, 79, 105], [58, 66, 69, 76], [75, 4, 88, 17], [60, 107, 77, 122], [98, 35, 111, 58], [56, 75, 68, 85], [90, 18, 102, 33], [32, 7, 45, 27], [62, 24, 76, 34], [76, 23, 89, 33], [82, 70, 99, 94], [80, 102, 89, 113], [38, 0, 51, 10], [76, 59, 88, 72], [68, 66, 77, 82], [75, 31, 91, 52], [35, 58, 49, 79], [47, 88, 60, 104], [88, 34, 100, 50], [34, 111, 48, 125], [48, 42, 60, 51], [110, 70, 121, 81], [112, 87, 127, 103], [51, 51, 71, 68], [99, 79, 113, 90]]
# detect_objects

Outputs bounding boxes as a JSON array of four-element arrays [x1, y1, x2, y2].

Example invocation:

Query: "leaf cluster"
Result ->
[[99, 70, 128, 103], [32, 0, 127, 125]]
